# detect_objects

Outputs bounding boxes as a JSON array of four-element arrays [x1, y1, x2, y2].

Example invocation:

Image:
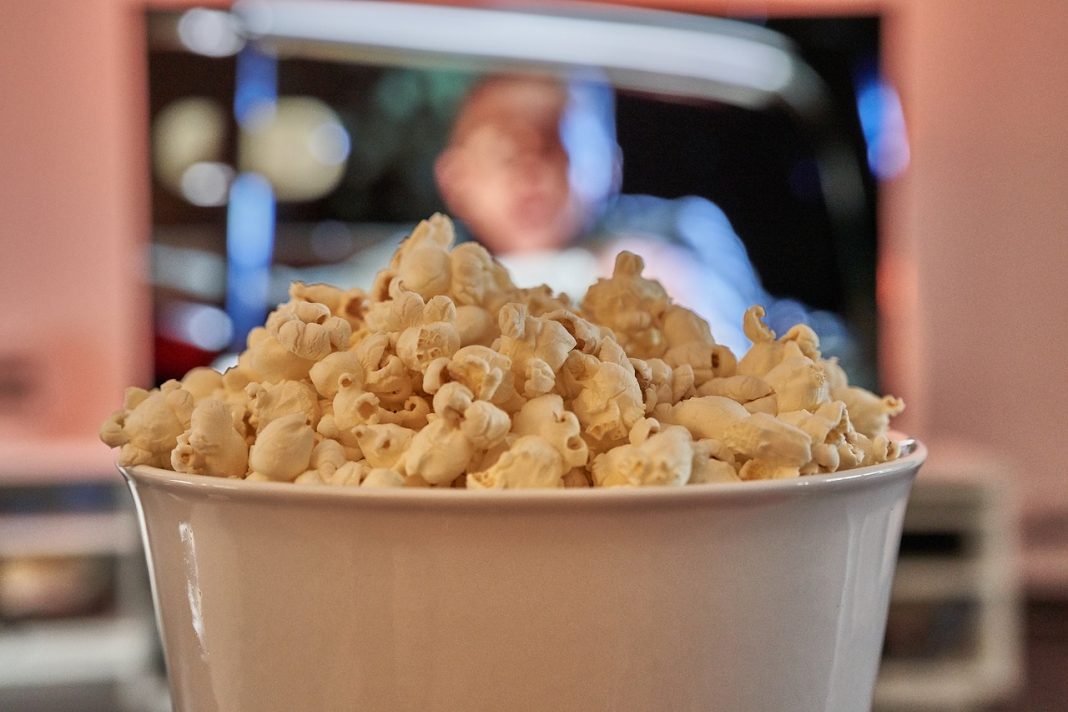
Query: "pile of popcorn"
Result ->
[[101, 214, 904, 489]]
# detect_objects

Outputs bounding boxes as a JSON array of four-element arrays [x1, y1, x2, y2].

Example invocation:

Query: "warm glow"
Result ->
[[238, 97, 351, 202]]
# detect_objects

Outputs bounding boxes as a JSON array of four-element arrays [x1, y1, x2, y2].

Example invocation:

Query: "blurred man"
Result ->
[[435, 75, 589, 255], [433, 72, 770, 352]]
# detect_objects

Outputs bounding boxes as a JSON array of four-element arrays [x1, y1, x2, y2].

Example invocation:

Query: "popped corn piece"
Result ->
[[458, 400, 511, 451], [762, 342, 829, 413], [309, 351, 365, 399], [736, 306, 782, 378], [454, 304, 496, 347], [779, 401, 850, 447], [351, 423, 414, 471], [393, 213, 455, 300], [448, 240, 516, 307], [293, 470, 326, 485], [467, 435, 565, 489], [627, 416, 662, 446], [362, 468, 406, 488], [630, 358, 696, 414], [402, 418, 474, 485], [688, 439, 742, 484], [180, 367, 224, 403], [305, 439, 348, 478], [267, 299, 352, 362], [821, 357, 849, 392], [780, 323, 822, 360], [495, 303, 576, 398], [835, 387, 905, 440], [428, 345, 523, 411], [497, 304, 576, 372], [384, 395, 432, 430], [242, 327, 316, 383], [663, 341, 738, 387], [543, 309, 603, 355], [396, 314, 461, 373], [564, 350, 645, 455], [835, 431, 867, 469], [246, 379, 319, 433], [591, 425, 693, 487], [661, 304, 715, 350], [724, 412, 811, 468], [659, 304, 738, 385], [101, 382, 194, 469], [512, 394, 588, 470], [811, 443, 841, 473], [696, 375, 774, 409], [851, 432, 899, 467], [354, 333, 412, 406], [364, 288, 425, 335], [171, 399, 249, 477], [737, 309, 826, 382], [332, 378, 383, 431], [655, 395, 749, 442], [581, 251, 671, 359], [432, 381, 474, 420], [289, 281, 368, 331], [326, 460, 367, 486], [562, 468, 592, 488], [738, 459, 801, 481], [248, 413, 315, 482], [401, 382, 512, 485]]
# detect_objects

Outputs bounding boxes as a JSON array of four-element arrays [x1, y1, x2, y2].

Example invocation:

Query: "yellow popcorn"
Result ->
[[103, 213, 905, 487]]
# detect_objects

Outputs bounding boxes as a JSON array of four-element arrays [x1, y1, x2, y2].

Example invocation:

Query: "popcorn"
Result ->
[[309, 351, 365, 399], [266, 298, 352, 362], [361, 467, 406, 488], [591, 422, 693, 487], [351, 423, 414, 471], [512, 394, 589, 470], [761, 342, 828, 413], [246, 379, 319, 434], [100, 381, 194, 469], [248, 413, 315, 482], [171, 399, 248, 477], [468, 435, 566, 489], [103, 213, 906, 488], [695, 375, 774, 412], [654, 395, 750, 441]]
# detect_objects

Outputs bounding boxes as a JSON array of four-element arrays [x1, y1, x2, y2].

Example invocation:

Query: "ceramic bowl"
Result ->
[[122, 439, 924, 712]]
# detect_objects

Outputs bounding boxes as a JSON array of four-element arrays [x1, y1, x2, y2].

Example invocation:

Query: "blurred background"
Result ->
[[1, 0, 1066, 710]]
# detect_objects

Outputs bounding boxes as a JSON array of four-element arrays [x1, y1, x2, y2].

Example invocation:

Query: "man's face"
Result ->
[[436, 81, 584, 254]]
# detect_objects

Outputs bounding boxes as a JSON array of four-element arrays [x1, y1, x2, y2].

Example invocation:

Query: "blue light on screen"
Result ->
[[854, 64, 910, 180], [234, 44, 278, 127], [226, 173, 275, 349]]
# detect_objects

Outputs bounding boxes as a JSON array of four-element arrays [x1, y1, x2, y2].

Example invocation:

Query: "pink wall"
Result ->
[[887, 0, 1068, 587], [0, 0, 150, 476]]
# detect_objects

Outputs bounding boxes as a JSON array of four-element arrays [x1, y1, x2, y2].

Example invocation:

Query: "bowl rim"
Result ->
[[120, 437, 925, 510]]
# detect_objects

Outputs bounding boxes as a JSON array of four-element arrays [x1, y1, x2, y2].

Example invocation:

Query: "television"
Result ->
[[145, 1, 896, 391]]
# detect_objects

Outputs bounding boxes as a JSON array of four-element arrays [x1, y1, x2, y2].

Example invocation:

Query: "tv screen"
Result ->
[[145, 6, 889, 390]]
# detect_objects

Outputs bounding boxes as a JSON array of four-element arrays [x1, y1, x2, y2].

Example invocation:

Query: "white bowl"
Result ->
[[122, 439, 924, 712]]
